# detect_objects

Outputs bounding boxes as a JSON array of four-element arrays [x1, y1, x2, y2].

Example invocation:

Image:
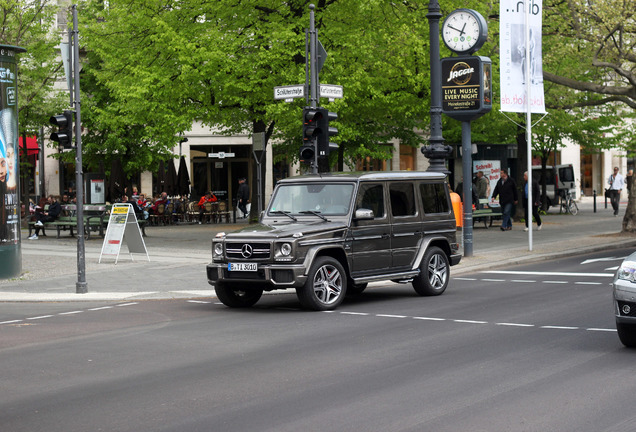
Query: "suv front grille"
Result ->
[[226, 242, 271, 260]]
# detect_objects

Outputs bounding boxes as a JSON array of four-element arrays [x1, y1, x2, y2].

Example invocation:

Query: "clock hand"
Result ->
[[447, 25, 465, 35], [460, 23, 467, 35]]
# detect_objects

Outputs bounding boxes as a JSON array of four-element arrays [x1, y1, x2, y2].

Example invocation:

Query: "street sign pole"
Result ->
[[72, 4, 87, 294], [308, 4, 318, 173]]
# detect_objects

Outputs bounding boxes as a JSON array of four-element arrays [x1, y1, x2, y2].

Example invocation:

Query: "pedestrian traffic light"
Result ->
[[49, 110, 73, 149], [300, 107, 322, 164], [317, 108, 338, 157]]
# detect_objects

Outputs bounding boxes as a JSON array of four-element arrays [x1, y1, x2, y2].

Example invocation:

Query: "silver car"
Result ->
[[613, 251, 636, 347]]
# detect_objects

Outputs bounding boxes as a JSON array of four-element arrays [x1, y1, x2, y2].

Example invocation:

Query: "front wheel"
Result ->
[[412, 246, 450, 296], [214, 282, 263, 308], [568, 200, 579, 215], [616, 321, 636, 348], [297, 256, 347, 311]]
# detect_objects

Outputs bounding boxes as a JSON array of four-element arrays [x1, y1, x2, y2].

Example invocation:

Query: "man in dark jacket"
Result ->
[[522, 171, 542, 232], [29, 195, 62, 240], [237, 178, 250, 218], [492, 169, 518, 231]]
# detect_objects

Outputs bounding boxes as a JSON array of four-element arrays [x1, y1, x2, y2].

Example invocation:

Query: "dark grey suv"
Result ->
[[207, 172, 461, 310]]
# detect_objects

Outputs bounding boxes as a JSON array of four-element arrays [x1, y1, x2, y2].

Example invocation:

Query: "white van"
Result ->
[[531, 164, 576, 209]]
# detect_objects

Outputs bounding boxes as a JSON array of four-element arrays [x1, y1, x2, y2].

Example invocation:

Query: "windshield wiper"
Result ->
[[270, 210, 297, 221], [299, 210, 330, 222]]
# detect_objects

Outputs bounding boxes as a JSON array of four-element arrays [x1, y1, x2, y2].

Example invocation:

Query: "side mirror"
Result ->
[[354, 208, 374, 220]]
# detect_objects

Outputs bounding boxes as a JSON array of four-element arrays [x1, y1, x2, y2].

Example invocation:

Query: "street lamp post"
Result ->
[[422, 0, 452, 173]]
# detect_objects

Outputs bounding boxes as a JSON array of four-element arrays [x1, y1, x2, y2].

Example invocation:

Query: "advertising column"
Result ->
[[0, 45, 26, 279]]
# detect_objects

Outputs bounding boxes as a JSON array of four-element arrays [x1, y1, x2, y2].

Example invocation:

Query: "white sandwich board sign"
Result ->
[[99, 204, 149, 263]]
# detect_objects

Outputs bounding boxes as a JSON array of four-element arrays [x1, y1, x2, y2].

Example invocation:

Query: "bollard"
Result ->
[[605, 189, 608, 209], [593, 189, 597, 213]]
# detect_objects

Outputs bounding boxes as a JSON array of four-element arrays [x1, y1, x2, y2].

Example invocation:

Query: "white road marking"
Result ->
[[575, 282, 602, 285], [27, 315, 54, 320], [496, 322, 535, 327], [341, 312, 370, 316], [483, 270, 613, 278], [376, 314, 407, 319], [511, 280, 536, 283], [543, 281, 568, 284], [454, 319, 488, 324], [0, 320, 23, 325], [89, 306, 113, 311], [116, 302, 138, 307], [482, 279, 506, 282], [454, 277, 477, 281], [187, 300, 211, 304], [58, 311, 83, 315], [413, 317, 446, 321], [581, 257, 624, 265], [587, 328, 617, 332], [540, 325, 579, 330]]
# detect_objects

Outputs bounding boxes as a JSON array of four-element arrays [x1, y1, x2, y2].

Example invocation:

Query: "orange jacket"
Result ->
[[198, 194, 217, 208]]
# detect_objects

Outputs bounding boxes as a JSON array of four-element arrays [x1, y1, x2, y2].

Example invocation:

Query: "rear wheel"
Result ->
[[412, 246, 449, 296], [616, 321, 636, 348], [297, 256, 347, 311], [214, 282, 263, 308]]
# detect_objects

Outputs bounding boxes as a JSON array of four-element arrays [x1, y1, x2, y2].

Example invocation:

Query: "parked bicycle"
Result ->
[[559, 189, 579, 215]]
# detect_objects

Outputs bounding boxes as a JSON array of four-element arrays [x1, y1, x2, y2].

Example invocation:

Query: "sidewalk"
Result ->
[[0, 196, 634, 302]]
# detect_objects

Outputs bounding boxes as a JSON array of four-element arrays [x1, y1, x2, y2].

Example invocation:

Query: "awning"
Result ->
[[19, 136, 39, 156]]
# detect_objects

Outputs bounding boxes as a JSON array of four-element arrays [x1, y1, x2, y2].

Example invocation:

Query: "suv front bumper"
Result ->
[[207, 262, 308, 289]]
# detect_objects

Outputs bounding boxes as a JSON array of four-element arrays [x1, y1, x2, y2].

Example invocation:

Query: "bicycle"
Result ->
[[559, 189, 579, 215]]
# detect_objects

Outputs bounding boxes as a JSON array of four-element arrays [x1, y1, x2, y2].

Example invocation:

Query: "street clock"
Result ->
[[442, 9, 488, 55]]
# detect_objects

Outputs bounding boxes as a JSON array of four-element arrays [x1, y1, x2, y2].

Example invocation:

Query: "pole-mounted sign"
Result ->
[[441, 56, 492, 122]]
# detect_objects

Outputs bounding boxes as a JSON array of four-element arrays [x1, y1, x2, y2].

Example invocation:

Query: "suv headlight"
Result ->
[[213, 242, 224, 257], [280, 243, 292, 256], [618, 261, 636, 282]]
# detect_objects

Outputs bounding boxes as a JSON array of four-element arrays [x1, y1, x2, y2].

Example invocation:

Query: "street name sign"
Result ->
[[319, 84, 343, 100], [274, 85, 305, 102], [208, 152, 236, 159]]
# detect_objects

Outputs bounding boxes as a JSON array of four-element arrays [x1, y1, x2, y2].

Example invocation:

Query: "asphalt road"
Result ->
[[1, 247, 635, 432]]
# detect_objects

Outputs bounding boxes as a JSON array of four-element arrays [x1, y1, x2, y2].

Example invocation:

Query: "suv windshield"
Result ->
[[268, 183, 354, 216]]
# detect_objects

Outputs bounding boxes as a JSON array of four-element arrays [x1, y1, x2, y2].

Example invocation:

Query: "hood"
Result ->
[[224, 220, 348, 240]]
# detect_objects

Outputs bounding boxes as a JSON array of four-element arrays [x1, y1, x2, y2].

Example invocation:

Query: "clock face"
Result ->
[[442, 9, 487, 54]]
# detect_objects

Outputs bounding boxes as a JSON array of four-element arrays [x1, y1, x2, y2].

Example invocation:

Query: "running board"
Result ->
[[353, 270, 420, 284]]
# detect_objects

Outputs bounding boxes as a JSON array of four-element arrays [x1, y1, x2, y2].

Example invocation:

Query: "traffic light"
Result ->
[[49, 110, 73, 149], [317, 108, 338, 157], [300, 107, 322, 164]]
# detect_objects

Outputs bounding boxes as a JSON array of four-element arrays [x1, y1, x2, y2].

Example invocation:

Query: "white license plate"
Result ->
[[228, 262, 258, 272]]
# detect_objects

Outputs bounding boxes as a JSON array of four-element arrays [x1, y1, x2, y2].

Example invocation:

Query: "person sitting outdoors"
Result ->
[[197, 191, 218, 224], [137, 193, 150, 220], [29, 195, 61, 240], [122, 194, 144, 219]]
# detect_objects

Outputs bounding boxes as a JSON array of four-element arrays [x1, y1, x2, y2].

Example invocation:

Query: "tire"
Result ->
[[412, 246, 450, 296], [616, 321, 636, 348], [214, 282, 263, 308], [347, 282, 368, 295], [568, 200, 579, 216], [297, 256, 347, 311]]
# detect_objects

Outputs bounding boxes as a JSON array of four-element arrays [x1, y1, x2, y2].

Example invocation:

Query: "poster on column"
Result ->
[[0, 46, 23, 247], [499, 0, 546, 113], [473, 160, 501, 205]]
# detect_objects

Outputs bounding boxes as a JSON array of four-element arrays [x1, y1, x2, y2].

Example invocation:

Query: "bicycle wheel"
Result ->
[[567, 199, 578, 215]]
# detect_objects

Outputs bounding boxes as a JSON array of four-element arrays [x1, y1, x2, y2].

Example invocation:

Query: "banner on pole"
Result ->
[[499, 0, 546, 113]]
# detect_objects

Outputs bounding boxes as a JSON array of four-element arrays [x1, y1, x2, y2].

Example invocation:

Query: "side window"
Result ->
[[559, 167, 574, 182], [389, 182, 416, 217], [420, 183, 450, 214], [356, 184, 385, 218]]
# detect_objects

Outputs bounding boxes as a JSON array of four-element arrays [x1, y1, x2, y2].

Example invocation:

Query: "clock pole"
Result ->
[[423, 0, 453, 174]]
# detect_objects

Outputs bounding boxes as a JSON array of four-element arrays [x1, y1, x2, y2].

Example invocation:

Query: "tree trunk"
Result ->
[[622, 175, 636, 232]]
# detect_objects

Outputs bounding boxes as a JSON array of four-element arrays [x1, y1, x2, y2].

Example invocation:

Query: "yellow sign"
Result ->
[[113, 207, 128, 214]]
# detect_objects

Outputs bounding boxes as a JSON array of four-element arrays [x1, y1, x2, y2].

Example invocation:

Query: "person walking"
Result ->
[[492, 169, 518, 231], [237, 178, 250, 218], [608, 166, 625, 216], [522, 171, 542, 232]]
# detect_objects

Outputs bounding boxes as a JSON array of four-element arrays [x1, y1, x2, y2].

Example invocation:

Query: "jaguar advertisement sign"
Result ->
[[441, 56, 492, 122]]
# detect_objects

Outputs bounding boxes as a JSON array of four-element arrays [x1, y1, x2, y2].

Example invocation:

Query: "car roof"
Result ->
[[278, 171, 448, 184]]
